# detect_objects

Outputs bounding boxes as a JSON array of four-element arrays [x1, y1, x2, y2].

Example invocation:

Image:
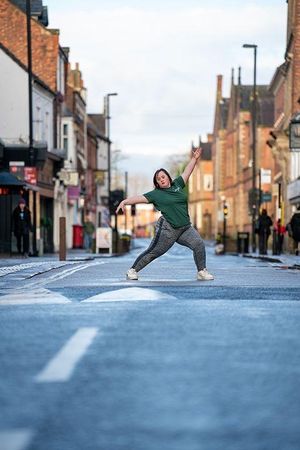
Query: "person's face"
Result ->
[[19, 203, 25, 211], [156, 171, 171, 189]]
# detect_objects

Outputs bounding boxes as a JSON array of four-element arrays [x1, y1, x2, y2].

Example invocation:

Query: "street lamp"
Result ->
[[105, 92, 118, 213], [243, 43, 257, 253]]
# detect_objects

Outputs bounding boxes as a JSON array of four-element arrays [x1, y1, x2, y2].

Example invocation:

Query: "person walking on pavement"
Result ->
[[257, 209, 272, 255], [116, 148, 214, 281], [290, 205, 300, 255], [12, 198, 32, 257], [83, 215, 95, 252], [274, 218, 286, 255]]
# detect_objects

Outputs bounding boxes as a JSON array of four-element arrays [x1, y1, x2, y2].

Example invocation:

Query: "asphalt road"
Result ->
[[0, 240, 300, 450]]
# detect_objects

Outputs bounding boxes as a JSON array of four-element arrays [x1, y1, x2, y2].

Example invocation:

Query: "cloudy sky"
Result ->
[[48, 0, 287, 188]]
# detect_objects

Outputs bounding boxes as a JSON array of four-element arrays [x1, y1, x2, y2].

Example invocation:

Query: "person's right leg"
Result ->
[[16, 234, 22, 254], [23, 233, 29, 256], [129, 218, 177, 276]]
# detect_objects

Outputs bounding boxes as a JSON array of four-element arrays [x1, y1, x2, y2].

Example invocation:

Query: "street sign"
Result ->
[[260, 168, 271, 184], [262, 191, 272, 203]]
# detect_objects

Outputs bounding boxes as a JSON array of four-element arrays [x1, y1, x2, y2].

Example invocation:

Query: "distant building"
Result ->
[[189, 137, 214, 239], [211, 69, 275, 247]]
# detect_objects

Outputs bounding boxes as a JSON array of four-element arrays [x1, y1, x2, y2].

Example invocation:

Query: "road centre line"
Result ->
[[0, 429, 34, 450], [35, 327, 98, 383]]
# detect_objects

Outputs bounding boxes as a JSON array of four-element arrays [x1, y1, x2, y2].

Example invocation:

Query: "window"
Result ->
[[63, 123, 68, 152], [203, 174, 213, 191]]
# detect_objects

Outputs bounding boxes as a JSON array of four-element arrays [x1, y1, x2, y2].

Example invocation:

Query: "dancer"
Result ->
[[116, 148, 214, 281]]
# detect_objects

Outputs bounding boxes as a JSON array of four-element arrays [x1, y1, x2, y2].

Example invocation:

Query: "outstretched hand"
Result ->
[[116, 200, 125, 214], [192, 147, 202, 160]]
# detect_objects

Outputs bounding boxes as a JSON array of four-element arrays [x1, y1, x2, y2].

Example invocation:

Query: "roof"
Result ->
[[10, 0, 48, 26], [0, 42, 56, 96], [88, 114, 106, 136], [200, 142, 212, 160], [257, 95, 274, 127], [238, 85, 274, 126], [220, 98, 229, 129]]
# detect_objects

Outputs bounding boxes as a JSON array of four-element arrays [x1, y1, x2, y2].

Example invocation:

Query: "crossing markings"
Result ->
[[35, 327, 98, 383], [82, 287, 177, 303], [0, 429, 34, 450], [0, 288, 71, 306]]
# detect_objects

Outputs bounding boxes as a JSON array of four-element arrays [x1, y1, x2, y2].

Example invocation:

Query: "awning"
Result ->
[[0, 171, 25, 187]]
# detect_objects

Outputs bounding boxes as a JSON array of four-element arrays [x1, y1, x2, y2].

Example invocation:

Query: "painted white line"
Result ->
[[35, 327, 98, 383], [82, 287, 177, 302], [27, 261, 105, 287], [0, 288, 71, 306], [0, 429, 34, 450]]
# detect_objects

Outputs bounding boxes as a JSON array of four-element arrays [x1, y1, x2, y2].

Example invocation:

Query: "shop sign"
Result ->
[[96, 227, 112, 253], [24, 167, 37, 185], [9, 161, 24, 180], [67, 186, 80, 200]]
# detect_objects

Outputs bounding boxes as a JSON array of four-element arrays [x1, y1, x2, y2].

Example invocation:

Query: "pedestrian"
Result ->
[[116, 148, 214, 281], [289, 204, 300, 255], [257, 209, 272, 255], [83, 215, 95, 252], [274, 218, 286, 255], [12, 198, 32, 257]]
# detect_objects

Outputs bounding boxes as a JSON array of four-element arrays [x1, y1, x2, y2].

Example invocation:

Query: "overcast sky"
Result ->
[[48, 0, 287, 188]]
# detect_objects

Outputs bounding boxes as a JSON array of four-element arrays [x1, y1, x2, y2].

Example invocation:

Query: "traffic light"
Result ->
[[223, 204, 228, 217], [131, 204, 136, 216], [109, 189, 124, 214]]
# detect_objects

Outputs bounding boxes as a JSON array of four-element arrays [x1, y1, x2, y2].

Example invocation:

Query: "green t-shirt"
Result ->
[[143, 176, 190, 228]]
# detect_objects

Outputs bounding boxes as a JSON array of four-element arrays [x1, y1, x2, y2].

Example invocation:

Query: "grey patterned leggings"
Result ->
[[132, 217, 206, 272]]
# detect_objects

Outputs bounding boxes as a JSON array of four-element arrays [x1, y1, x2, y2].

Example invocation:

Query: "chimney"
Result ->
[[217, 75, 223, 102]]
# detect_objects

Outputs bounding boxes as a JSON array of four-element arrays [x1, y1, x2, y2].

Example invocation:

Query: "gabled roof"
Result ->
[[0, 41, 55, 96], [220, 99, 229, 129], [10, 0, 48, 26], [199, 142, 212, 160]]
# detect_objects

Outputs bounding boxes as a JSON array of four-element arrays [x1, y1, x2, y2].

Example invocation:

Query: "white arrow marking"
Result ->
[[82, 287, 177, 302], [35, 327, 98, 383], [0, 429, 34, 450], [0, 288, 71, 305]]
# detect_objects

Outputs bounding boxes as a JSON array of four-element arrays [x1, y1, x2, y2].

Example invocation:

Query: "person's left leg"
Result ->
[[176, 226, 206, 271]]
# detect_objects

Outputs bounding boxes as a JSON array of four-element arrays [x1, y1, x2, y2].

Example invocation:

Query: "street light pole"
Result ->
[[105, 92, 118, 213], [243, 43, 257, 253]]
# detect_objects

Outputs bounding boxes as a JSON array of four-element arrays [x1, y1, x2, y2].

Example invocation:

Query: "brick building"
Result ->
[[268, 0, 300, 225], [189, 137, 214, 238], [212, 70, 275, 249]]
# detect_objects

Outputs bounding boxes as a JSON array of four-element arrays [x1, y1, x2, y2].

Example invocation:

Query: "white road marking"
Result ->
[[0, 429, 34, 450], [82, 287, 177, 302], [0, 288, 71, 305], [26, 261, 105, 288], [35, 327, 98, 383]]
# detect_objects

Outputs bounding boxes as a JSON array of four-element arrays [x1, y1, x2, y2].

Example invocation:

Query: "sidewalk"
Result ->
[[231, 251, 300, 269]]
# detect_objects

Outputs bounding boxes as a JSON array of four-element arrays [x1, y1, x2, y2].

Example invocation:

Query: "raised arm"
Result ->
[[181, 148, 202, 184], [116, 195, 149, 214]]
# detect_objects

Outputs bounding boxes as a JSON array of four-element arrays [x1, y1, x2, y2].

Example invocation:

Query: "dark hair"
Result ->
[[153, 168, 172, 189]]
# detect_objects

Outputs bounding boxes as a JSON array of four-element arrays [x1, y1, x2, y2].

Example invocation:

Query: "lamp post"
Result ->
[[243, 43, 257, 253], [105, 93, 118, 213]]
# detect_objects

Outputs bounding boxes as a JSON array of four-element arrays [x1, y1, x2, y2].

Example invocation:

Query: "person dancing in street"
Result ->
[[116, 148, 214, 281]]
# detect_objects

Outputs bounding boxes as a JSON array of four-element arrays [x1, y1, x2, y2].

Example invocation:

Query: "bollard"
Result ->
[[59, 217, 66, 261]]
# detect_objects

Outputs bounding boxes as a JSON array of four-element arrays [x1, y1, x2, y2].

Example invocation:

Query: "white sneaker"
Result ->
[[126, 268, 138, 280], [197, 268, 214, 281]]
